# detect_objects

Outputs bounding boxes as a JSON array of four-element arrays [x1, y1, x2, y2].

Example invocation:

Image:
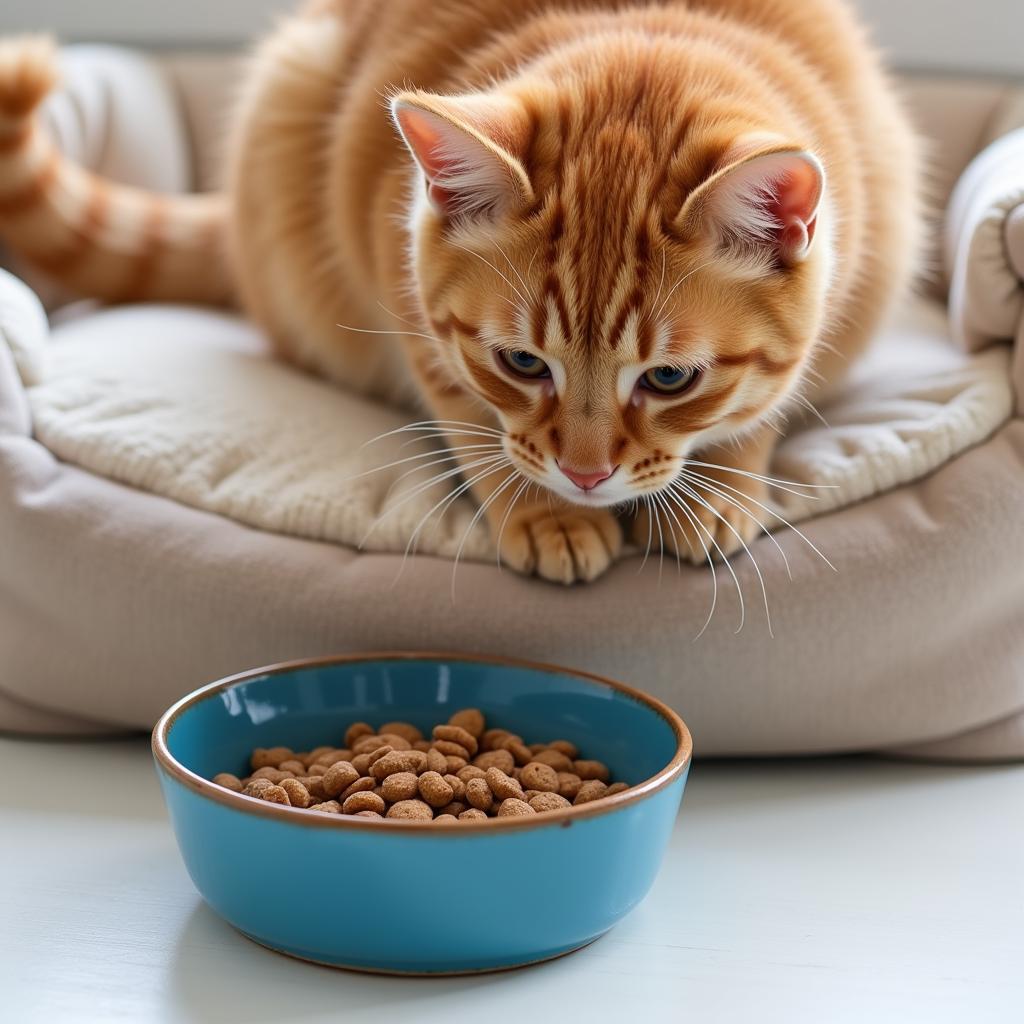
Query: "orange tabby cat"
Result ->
[[0, 0, 918, 584]]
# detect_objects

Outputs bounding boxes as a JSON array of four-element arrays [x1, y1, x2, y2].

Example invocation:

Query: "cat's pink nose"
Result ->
[[559, 464, 617, 492]]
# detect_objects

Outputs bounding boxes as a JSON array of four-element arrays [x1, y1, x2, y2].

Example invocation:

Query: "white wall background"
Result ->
[[1, 0, 1022, 77]]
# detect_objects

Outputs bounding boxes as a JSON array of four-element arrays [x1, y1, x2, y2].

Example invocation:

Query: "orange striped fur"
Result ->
[[0, 36, 232, 305], [0, 2, 919, 583]]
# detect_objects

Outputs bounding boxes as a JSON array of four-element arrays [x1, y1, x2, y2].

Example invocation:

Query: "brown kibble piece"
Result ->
[[531, 749, 574, 773], [444, 774, 466, 801], [213, 773, 243, 792], [344, 722, 374, 747], [432, 724, 479, 756], [281, 778, 312, 808], [309, 762, 334, 777], [481, 728, 514, 751], [296, 776, 327, 801], [386, 799, 434, 820], [371, 750, 427, 780], [485, 767, 525, 801], [351, 753, 373, 775], [366, 745, 394, 767], [605, 782, 629, 796], [379, 721, 423, 744], [278, 759, 306, 776], [529, 792, 572, 813], [343, 791, 386, 815], [250, 766, 292, 783], [439, 801, 467, 817], [457, 766, 487, 783], [311, 799, 342, 813], [472, 749, 515, 773], [434, 814, 459, 824], [445, 755, 468, 773], [321, 761, 360, 798], [465, 778, 494, 811], [258, 784, 291, 805], [574, 780, 608, 804], [529, 743, 548, 755], [302, 746, 333, 768], [548, 739, 579, 759], [352, 734, 386, 755], [574, 760, 610, 782], [375, 733, 413, 752], [499, 738, 535, 766], [250, 746, 293, 770], [557, 772, 583, 799], [243, 778, 274, 798], [413, 740, 432, 752], [339, 776, 376, 801], [354, 810, 383, 819], [459, 808, 488, 821], [381, 771, 419, 802], [497, 798, 536, 817], [425, 748, 448, 775], [557, 770, 581, 802], [520, 762, 560, 793], [448, 708, 485, 739], [418, 771, 455, 808], [432, 739, 470, 759]]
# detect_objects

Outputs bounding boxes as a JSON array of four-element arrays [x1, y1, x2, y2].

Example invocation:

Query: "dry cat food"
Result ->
[[210, 708, 630, 822]]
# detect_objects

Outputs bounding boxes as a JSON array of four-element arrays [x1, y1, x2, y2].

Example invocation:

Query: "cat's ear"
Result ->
[[677, 136, 825, 266], [390, 92, 534, 220]]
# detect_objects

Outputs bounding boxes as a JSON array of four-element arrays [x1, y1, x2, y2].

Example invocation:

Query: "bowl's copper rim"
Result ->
[[151, 651, 693, 835]]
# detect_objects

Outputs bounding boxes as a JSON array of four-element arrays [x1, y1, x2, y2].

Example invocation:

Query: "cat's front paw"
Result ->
[[498, 505, 622, 584]]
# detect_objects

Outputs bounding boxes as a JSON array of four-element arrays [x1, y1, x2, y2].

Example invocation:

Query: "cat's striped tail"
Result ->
[[0, 36, 234, 305]]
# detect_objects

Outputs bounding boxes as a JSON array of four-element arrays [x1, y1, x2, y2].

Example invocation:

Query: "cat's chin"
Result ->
[[538, 479, 641, 510]]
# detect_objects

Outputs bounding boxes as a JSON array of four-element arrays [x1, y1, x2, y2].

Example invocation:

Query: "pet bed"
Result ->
[[1, 48, 1022, 757]]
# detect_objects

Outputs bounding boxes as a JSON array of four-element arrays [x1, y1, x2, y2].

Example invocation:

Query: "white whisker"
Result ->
[[493, 240, 537, 305], [654, 259, 716, 321], [662, 486, 747, 635], [494, 477, 532, 571], [337, 322, 443, 345], [361, 454, 507, 547], [361, 419, 504, 449], [637, 496, 655, 575], [655, 489, 720, 640], [681, 470, 837, 572], [680, 471, 793, 581], [671, 481, 773, 637], [793, 392, 830, 428], [451, 470, 521, 601], [347, 443, 504, 483], [682, 458, 837, 497], [449, 241, 532, 309], [393, 459, 513, 581], [652, 492, 682, 575]]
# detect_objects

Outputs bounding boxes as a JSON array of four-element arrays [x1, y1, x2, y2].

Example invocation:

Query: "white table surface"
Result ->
[[1, 735, 1021, 1023]]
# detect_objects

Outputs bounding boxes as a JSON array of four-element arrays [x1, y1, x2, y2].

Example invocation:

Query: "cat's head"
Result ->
[[390, 78, 829, 508]]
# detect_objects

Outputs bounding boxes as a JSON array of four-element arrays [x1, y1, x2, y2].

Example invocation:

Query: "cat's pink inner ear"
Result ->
[[689, 148, 825, 265], [391, 94, 532, 219]]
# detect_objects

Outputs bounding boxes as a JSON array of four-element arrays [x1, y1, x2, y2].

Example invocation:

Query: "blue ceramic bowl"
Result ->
[[153, 653, 692, 975]]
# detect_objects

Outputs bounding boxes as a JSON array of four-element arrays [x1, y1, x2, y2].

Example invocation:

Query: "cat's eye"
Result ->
[[500, 349, 550, 379], [640, 365, 701, 396]]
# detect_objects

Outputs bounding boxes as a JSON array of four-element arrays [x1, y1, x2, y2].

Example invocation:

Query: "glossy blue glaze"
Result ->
[[154, 655, 691, 974]]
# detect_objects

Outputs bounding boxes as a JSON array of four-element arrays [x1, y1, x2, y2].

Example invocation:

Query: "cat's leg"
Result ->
[[417, 380, 622, 584], [634, 423, 777, 565]]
